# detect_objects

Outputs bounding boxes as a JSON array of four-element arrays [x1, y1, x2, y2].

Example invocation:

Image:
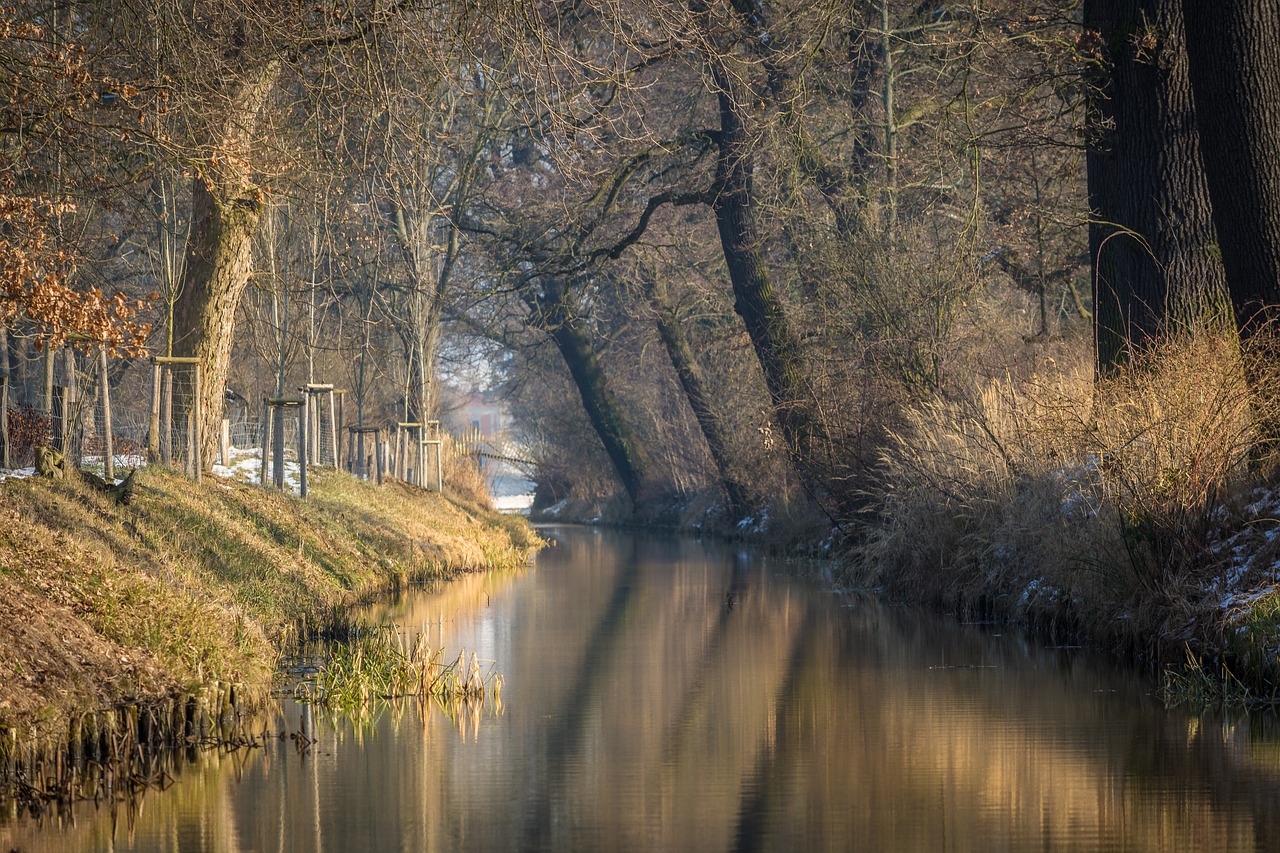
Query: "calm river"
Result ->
[[5, 526, 1280, 852]]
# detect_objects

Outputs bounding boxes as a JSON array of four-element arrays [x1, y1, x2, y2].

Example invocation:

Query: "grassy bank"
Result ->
[[0, 465, 539, 742], [851, 333, 1280, 703]]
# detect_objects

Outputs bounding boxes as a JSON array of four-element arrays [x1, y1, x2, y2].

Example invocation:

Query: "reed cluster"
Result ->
[[293, 628, 500, 716], [853, 332, 1280, 700]]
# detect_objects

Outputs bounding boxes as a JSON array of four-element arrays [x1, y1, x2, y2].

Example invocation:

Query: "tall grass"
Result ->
[[854, 332, 1280, 692], [290, 627, 501, 722]]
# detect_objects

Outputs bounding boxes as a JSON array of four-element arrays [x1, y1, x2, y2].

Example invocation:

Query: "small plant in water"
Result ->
[[291, 626, 503, 717], [1158, 645, 1252, 709]]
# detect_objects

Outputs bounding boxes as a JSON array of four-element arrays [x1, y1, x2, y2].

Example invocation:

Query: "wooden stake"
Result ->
[[148, 360, 161, 463], [260, 399, 271, 486], [98, 348, 114, 480], [298, 396, 308, 498]]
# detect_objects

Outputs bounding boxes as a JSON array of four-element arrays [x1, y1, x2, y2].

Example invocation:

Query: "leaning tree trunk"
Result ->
[[531, 281, 651, 506], [705, 55, 827, 503], [170, 62, 280, 466], [1085, 0, 1228, 373], [1180, 0, 1280, 340], [644, 275, 749, 515]]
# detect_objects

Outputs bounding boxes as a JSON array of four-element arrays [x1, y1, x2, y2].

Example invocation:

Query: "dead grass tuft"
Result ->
[[854, 331, 1280, 688]]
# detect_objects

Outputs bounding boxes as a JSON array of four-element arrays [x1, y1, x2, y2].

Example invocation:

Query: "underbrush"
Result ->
[[853, 332, 1280, 700]]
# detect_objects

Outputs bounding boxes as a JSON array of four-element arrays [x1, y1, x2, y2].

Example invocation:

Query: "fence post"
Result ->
[[298, 398, 308, 499], [192, 364, 203, 482], [220, 418, 231, 467], [0, 324, 9, 470], [161, 365, 173, 466], [272, 403, 285, 490], [328, 394, 338, 470], [98, 348, 114, 480], [148, 359, 161, 464], [260, 399, 271, 486], [63, 349, 80, 469]]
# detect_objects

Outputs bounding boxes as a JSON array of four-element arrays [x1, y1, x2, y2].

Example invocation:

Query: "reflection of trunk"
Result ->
[[644, 276, 748, 514], [170, 62, 280, 465], [1181, 0, 1280, 340], [707, 56, 824, 499], [1085, 0, 1227, 372], [531, 281, 650, 504]]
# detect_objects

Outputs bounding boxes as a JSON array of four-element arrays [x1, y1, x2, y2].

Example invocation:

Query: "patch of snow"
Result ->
[[493, 494, 534, 514], [212, 445, 303, 494]]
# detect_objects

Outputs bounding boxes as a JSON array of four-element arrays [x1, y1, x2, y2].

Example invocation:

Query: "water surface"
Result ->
[[5, 526, 1280, 852]]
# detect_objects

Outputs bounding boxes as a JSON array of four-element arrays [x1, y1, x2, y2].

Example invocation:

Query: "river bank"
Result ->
[[848, 335, 1280, 705], [0, 465, 539, 744]]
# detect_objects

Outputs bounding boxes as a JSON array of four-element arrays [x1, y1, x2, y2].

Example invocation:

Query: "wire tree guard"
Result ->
[[422, 419, 443, 492], [346, 425, 384, 485], [394, 422, 424, 486], [260, 396, 309, 498], [148, 356, 204, 482], [303, 384, 340, 468]]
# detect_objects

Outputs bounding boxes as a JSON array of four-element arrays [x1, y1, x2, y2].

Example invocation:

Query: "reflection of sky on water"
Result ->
[[6, 527, 1280, 852]]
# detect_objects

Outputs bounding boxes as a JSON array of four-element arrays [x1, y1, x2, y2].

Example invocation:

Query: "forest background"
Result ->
[[5, 1, 1280, 682]]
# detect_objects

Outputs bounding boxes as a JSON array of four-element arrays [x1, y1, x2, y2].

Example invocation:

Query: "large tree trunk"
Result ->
[[170, 62, 280, 465], [706, 57, 826, 501], [1180, 0, 1280, 340], [531, 281, 651, 505], [1085, 0, 1227, 373], [644, 275, 749, 515], [171, 176, 264, 462]]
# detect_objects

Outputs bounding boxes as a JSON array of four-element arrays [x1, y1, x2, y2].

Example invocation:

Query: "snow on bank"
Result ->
[[1206, 486, 1280, 613], [212, 445, 302, 493]]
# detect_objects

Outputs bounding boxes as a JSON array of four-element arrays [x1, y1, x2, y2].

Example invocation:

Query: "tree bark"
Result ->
[[531, 281, 651, 505], [170, 62, 280, 465], [1180, 0, 1280, 340], [644, 275, 749, 515], [171, 175, 264, 462], [1085, 0, 1227, 373], [705, 55, 826, 501]]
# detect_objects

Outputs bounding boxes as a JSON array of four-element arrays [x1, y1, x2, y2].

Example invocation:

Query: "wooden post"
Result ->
[[220, 418, 231, 467], [375, 432, 384, 486], [185, 409, 195, 478], [335, 391, 345, 468], [395, 426, 405, 480], [161, 366, 173, 466], [357, 429, 366, 480], [41, 347, 54, 415], [0, 375, 9, 470], [192, 365, 203, 482], [423, 440, 443, 492], [51, 385, 66, 453], [260, 400, 271, 486], [272, 404, 285, 490], [98, 348, 114, 480], [328, 393, 338, 469], [148, 360, 161, 463], [298, 397, 308, 499], [63, 350, 79, 469], [0, 325, 9, 470]]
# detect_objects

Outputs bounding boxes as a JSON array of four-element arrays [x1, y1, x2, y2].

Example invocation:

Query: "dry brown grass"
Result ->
[[854, 331, 1280, 670], [0, 465, 539, 740]]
